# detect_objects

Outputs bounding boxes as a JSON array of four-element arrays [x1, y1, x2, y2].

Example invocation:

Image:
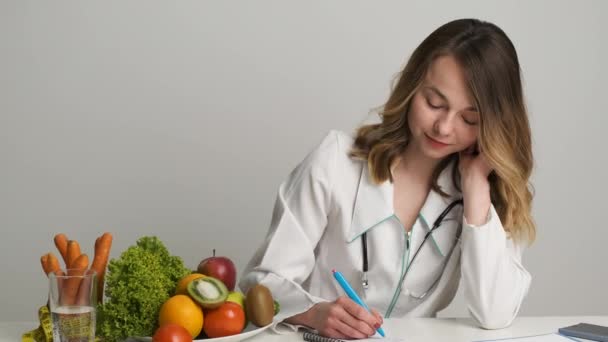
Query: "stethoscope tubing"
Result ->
[[360, 198, 464, 293]]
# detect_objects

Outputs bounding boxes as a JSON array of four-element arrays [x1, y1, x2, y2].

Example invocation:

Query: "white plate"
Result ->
[[194, 322, 273, 342], [127, 322, 273, 342]]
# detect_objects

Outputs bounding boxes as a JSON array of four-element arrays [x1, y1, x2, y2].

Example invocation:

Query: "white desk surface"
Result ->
[[2, 316, 607, 342]]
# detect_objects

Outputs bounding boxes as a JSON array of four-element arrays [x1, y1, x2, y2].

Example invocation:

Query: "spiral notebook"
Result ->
[[302, 331, 344, 342], [302, 331, 406, 342]]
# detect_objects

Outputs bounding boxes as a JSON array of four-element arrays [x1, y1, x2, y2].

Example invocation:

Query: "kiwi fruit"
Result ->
[[187, 276, 228, 309], [245, 284, 274, 327]]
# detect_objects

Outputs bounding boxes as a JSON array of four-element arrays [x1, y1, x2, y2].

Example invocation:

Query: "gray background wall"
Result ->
[[1, 1, 606, 322]]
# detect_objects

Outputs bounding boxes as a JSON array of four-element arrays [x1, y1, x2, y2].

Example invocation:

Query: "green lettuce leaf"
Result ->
[[97, 236, 190, 342]]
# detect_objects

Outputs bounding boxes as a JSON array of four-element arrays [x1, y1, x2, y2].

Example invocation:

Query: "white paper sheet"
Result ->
[[473, 333, 581, 341]]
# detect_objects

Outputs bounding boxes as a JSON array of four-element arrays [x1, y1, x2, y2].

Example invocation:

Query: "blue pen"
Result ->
[[332, 269, 386, 337]]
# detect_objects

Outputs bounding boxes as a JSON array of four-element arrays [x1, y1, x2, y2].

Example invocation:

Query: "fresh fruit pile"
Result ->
[[153, 249, 278, 341]]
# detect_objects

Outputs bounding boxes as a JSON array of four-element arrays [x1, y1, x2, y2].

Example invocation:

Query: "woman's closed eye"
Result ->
[[426, 98, 444, 109], [461, 113, 479, 126]]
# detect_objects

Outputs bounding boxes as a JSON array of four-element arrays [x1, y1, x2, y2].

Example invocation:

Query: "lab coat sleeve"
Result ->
[[238, 131, 340, 325], [460, 205, 532, 329]]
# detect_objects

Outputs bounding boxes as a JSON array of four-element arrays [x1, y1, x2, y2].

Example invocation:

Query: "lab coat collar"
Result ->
[[347, 162, 394, 243], [347, 159, 461, 251]]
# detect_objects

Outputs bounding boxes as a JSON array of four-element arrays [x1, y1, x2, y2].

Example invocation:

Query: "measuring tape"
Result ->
[[22, 305, 102, 342], [22, 305, 52, 342]]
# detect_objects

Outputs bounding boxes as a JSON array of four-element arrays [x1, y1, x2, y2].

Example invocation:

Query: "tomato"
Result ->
[[152, 323, 193, 342], [203, 301, 246, 338]]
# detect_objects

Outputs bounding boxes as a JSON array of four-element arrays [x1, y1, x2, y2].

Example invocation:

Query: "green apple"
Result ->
[[226, 291, 246, 308]]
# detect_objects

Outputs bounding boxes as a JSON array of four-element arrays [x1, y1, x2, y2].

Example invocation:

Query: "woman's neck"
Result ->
[[392, 143, 441, 185]]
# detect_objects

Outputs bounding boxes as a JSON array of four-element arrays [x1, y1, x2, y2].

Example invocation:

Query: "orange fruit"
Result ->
[[175, 273, 206, 295], [159, 295, 204, 338]]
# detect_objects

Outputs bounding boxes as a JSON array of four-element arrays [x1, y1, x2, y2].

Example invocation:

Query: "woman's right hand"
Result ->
[[299, 296, 383, 339]]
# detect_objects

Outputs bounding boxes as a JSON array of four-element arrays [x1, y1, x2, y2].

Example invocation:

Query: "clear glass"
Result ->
[[48, 269, 97, 342]]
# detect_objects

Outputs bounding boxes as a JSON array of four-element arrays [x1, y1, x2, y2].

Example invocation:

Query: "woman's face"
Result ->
[[407, 55, 480, 160]]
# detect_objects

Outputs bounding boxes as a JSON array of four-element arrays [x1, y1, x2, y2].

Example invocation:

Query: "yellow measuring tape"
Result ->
[[22, 306, 52, 342], [22, 305, 101, 342]]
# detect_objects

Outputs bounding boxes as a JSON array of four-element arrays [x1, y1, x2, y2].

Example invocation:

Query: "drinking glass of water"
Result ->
[[48, 269, 97, 342]]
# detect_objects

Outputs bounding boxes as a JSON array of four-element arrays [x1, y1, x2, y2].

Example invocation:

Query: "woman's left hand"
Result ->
[[459, 145, 493, 225]]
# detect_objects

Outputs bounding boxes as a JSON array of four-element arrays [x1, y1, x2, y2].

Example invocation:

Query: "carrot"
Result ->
[[52, 269, 66, 305], [91, 232, 112, 303], [75, 270, 94, 306], [61, 254, 89, 305], [47, 253, 60, 275], [40, 254, 51, 276], [66, 240, 81, 269], [41, 253, 61, 277], [53, 234, 69, 268]]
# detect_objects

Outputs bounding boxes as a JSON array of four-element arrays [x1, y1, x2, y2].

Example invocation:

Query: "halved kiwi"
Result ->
[[187, 276, 228, 309]]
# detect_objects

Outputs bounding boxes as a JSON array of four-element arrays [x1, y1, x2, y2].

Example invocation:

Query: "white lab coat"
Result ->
[[239, 130, 531, 330]]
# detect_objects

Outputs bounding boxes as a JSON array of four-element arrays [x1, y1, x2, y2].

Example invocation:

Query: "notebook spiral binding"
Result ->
[[302, 331, 345, 342]]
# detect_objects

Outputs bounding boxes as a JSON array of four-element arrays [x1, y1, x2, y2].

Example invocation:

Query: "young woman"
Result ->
[[239, 18, 535, 339]]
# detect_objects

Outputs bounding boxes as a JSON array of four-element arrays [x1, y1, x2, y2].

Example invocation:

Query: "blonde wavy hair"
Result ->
[[350, 19, 535, 243]]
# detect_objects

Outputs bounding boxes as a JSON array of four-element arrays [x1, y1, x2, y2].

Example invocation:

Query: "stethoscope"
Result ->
[[360, 198, 464, 294]]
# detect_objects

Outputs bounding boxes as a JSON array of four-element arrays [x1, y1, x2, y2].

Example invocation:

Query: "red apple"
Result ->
[[197, 249, 237, 291]]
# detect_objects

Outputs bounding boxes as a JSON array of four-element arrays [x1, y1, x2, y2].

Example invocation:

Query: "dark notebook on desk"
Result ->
[[558, 323, 608, 341]]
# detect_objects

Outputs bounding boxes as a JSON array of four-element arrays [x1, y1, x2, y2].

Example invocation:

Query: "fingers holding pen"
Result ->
[[311, 298, 379, 339], [371, 308, 384, 325], [336, 297, 380, 336], [336, 296, 380, 336]]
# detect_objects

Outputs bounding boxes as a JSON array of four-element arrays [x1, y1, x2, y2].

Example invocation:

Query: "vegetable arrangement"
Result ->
[[97, 236, 191, 342], [31, 234, 280, 342], [39, 232, 113, 305], [25, 233, 113, 342]]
